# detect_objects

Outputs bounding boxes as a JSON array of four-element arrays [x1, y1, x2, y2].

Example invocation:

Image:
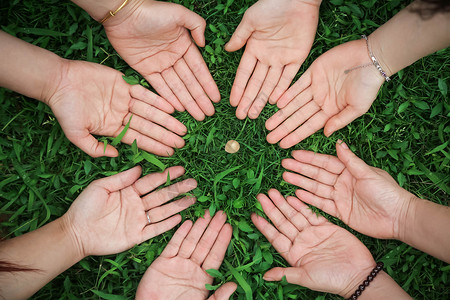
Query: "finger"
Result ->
[[248, 66, 283, 119], [185, 45, 221, 103], [121, 128, 175, 156], [190, 211, 227, 265], [143, 178, 197, 210], [269, 63, 301, 105], [133, 166, 185, 196], [142, 214, 183, 244], [277, 69, 311, 108], [69, 131, 118, 158], [266, 189, 310, 233], [130, 100, 187, 136], [336, 140, 373, 177], [324, 106, 365, 137], [256, 193, 298, 242], [230, 52, 257, 107], [291, 150, 346, 175], [282, 171, 335, 199], [174, 58, 215, 116], [236, 62, 269, 119], [160, 220, 193, 258], [264, 267, 312, 287], [124, 113, 185, 149], [281, 159, 340, 186], [279, 110, 328, 148], [207, 282, 237, 300], [147, 196, 196, 223], [265, 88, 313, 131], [251, 213, 291, 257], [147, 73, 185, 112], [266, 100, 319, 145], [295, 189, 337, 217], [130, 84, 174, 114], [161, 68, 205, 121], [286, 196, 327, 226], [177, 6, 206, 47], [202, 223, 233, 270], [93, 166, 141, 192], [225, 15, 253, 52], [178, 210, 212, 258]]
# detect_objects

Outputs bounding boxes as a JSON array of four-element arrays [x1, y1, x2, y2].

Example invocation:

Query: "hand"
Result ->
[[225, 0, 320, 120], [266, 39, 384, 148], [103, 0, 220, 121], [63, 166, 197, 256], [48, 60, 187, 157], [251, 189, 375, 298], [282, 141, 415, 239], [136, 210, 236, 300]]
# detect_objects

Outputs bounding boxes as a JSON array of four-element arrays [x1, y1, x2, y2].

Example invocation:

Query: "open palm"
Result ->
[[48, 60, 186, 157], [282, 141, 414, 239], [252, 189, 375, 298], [104, 1, 220, 121], [136, 211, 236, 300], [266, 39, 384, 148], [226, 0, 320, 119]]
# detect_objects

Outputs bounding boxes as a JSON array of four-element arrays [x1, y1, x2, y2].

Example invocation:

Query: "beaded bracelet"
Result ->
[[362, 35, 391, 82], [347, 262, 384, 300]]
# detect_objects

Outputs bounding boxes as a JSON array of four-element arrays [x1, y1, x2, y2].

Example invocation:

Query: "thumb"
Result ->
[[208, 282, 237, 300], [263, 267, 312, 287], [323, 106, 364, 137], [94, 166, 142, 192], [225, 18, 253, 52], [70, 132, 119, 158], [176, 5, 206, 47], [336, 140, 372, 177]]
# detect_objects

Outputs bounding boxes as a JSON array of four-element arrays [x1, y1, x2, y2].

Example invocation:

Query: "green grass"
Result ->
[[1, 0, 449, 299]]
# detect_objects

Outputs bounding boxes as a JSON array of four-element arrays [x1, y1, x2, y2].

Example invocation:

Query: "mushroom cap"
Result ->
[[225, 140, 240, 153]]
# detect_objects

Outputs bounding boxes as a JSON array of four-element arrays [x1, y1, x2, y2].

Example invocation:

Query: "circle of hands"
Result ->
[[54, 0, 414, 299]]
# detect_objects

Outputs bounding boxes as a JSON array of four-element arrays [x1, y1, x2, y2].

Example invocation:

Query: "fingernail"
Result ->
[[263, 275, 274, 281], [339, 140, 349, 150]]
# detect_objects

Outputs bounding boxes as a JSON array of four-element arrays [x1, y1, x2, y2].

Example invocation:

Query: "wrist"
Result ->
[[59, 213, 87, 261], [396, 194, 420, 243], [295, 0, 322, 7], [367, 32, 395, 77], [340, 263, 375, 299], [41, 57, 69, 106]]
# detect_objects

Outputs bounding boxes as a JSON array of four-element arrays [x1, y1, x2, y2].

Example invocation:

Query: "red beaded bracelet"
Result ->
[[347, 262, 384, 300]]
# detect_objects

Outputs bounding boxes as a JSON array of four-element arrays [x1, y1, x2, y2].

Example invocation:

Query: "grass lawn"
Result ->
[[0, 0, 449, 299]]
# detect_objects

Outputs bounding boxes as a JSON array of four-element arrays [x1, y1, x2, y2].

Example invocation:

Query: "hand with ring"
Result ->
[[61, 165, 197, 256]]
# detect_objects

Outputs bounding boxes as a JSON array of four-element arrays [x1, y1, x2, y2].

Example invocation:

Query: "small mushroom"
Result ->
[[225, 140, 240, 154]]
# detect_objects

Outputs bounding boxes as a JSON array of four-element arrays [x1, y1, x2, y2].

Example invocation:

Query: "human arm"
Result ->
[[71, 0, 220, 121], [136, 210, 237, 300], [0, 30, 187, 157], [225, 0, 321, 119], [282, 140, 450, 263], [266, 0, 450, 148], [252, 189, 411, 299], [0, 166, 197, 299]]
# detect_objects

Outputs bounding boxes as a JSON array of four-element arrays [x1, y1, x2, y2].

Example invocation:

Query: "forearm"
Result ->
[[0, 217, 83, 299], [0, 31, 65, 104], [369, 0, 450, 76], [400, 196, 450, 263], [71, 0, 145, 25]]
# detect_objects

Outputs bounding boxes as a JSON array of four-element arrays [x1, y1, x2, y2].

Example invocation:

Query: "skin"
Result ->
[[136, 211, 237, 300], [283, 141, 450, 263], [73, 0, 221, 121], [0, 30, 187, 158], [266, 0, 450, 148], [0, 166, 197, 299], [225, 0, 321, 120]]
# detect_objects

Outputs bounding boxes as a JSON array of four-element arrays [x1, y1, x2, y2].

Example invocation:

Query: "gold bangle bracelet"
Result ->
[[100, 0, 129, 24]]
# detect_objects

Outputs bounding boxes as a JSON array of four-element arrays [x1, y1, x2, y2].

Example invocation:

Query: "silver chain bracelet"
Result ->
[[362, 34, 391, 82]]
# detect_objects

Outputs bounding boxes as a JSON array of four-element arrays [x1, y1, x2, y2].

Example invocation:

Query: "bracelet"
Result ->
[[100, 0, 129, 24], [347, 262, 384, 300], [362, 35, 391, 82]]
